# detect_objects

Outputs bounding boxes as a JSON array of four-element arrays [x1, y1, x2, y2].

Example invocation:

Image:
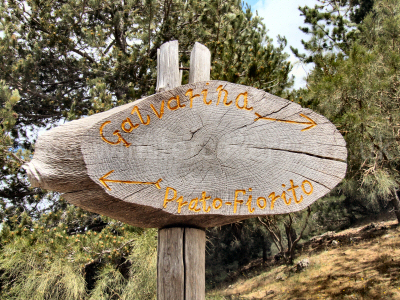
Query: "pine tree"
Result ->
[[291, 0, 375, 64], [295, 0, 400, 223], [0, 209, 157, 299]]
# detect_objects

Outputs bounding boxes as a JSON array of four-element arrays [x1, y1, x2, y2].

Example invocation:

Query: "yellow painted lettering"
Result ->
[[167, 95, 185, 110], [235, 92, 253, 111], [150, 101, 165, 119], [246, 194, 255, 213], [188, 197, 201, 212], [212, 198, 223, 210], [301, 180, 313, 196], [131, 106, 150, 125], [199, 192, 211, 212], [257, 197, 267, 209], [281, 191, 291, 205], [113, 131, 131, 148], [201, 89, 211, 105], [176, 196, 188, 214], [121, 117, 138, 133], [185, 89, 200, 108], [288, 179, 303, 204], [234, 190, 245, 213], [99, 121, 131, 147], [268, 192, 280, 210], [163, 187, 177, 208], [216, 85, 231, 106]]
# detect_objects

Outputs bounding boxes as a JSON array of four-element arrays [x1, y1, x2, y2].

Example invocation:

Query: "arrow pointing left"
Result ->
[[99, 170, 162, 191]]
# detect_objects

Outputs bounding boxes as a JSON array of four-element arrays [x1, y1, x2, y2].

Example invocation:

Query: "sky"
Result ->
[[245, 0, 319, 89]]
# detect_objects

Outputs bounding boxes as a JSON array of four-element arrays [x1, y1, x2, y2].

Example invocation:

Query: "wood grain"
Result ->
[[156, 41, 180, 93], [157, 228, 185, 300], [157, 227, 205, 300], [184, 228, 205, 300], [189, 42, 211, 84], [23, 83, 347, 228]]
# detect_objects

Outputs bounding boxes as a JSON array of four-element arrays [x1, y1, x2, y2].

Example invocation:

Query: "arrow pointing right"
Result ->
[[254, 113, 317, 131]]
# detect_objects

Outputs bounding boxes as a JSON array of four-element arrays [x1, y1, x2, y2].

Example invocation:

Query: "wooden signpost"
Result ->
[[23, 41, 347, 300]]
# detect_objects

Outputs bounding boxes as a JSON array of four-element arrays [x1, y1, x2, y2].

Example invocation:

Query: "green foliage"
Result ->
[[0, 80, 20, 174], [0, 81, 46, 223], [0, 81, 19, 132], [0, 78, 59, 222], [0, 206, 157, 299], [295, 0, 400, 223], [292, 0, 375, 64]]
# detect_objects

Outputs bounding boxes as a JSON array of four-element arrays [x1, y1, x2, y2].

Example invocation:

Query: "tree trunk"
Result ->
[[391, 189, 400, 224], [262, 236, 267, 264]]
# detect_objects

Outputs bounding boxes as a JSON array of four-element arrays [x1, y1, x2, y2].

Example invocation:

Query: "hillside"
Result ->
[[207, 219, 400, 300]]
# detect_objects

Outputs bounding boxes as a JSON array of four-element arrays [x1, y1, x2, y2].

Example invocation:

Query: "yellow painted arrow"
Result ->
[[99, 170, 162, 191], [254, 112, 317, 131]]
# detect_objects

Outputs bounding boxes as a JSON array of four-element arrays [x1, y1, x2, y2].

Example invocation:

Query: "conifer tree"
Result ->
[[295, 0, 400, 223], [291, 0, 374, 64]]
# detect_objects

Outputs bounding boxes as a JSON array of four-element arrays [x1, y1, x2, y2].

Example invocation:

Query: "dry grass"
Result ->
[[207, 220, 400, 300]]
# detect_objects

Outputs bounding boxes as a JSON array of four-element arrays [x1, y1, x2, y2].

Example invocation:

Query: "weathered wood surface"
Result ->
[[189, 42, 211, 84], [184, 228, 205, 300], [157, 228, 185, 300], [157, 41, 206, 300], [156, 41, 180, 93], [23, 79, 347, 228], [157, 227, 205, 300]]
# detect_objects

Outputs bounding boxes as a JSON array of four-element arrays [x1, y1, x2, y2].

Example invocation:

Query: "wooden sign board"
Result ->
[[24, 80, 347, 228]]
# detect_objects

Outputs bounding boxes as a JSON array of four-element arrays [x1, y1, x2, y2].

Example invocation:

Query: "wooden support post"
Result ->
[[156, 40, 180, 93], [157, 41, 210, 300], [184, 228, 206, 299], [189, 42, 211, 84], [157, 228, 184, 300], [157, 228, 205, 300]]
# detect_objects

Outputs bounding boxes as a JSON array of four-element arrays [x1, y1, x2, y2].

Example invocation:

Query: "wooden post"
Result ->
[[157, 227, 205, 300], [156, 40, 181, 93], [189, 42, 211, 83], [157, 228, 184, 300], [157, 41, 209, 300], [184, 228, 206, 299]]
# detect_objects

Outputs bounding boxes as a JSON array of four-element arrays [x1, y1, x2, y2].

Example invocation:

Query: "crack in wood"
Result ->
[[249, 146, 346, 163], [189, 128, 201, 140], [281, 168, 332, 191], [258, 102, 291, 117]]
